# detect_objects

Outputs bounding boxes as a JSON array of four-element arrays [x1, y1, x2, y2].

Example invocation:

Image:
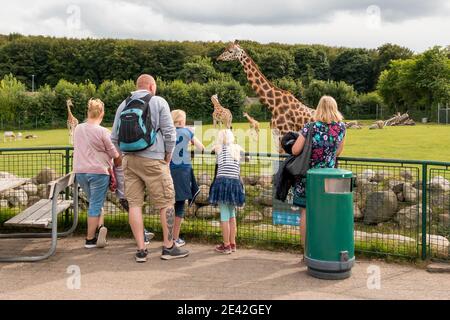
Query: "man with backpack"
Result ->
[[111, 74, 189, 263]]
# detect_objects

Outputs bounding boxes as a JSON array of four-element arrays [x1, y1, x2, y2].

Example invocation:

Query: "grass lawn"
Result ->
[[0, 122, 449, 162]]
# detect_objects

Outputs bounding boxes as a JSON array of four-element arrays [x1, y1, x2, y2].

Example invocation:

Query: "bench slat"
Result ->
[[4, 200, 73, 229]]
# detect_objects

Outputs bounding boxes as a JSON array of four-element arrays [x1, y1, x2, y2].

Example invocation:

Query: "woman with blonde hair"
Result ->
[[73, 98, 121, 249], [209, 129, 245, 254], [291, 96, 346, 249]]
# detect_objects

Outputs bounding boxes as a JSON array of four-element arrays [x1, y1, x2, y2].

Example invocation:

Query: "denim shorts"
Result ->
[[76, 173, 110, 217]]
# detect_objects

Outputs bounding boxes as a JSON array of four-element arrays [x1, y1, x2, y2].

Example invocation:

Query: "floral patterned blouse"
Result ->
[[294, 121, 346, 205]]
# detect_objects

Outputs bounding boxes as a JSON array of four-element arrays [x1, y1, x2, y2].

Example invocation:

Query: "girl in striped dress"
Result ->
[[209, 129, 245, 254]]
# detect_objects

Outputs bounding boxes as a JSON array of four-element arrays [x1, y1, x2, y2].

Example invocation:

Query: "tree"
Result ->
[[293, 47, 330, 83], [375, 43, 414, 73], [331, 49, 375, 92], [179, 56, 219, 84], [256, 48, 296, 80], [304, 80, 358, 112]]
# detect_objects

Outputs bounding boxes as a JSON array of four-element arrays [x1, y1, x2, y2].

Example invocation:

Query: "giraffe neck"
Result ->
[[67, 105, 75, 120], [238, 52, 278, 113]]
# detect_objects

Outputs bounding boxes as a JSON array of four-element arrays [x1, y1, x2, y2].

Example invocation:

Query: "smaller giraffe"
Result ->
[[211, 94, 232, 129], [243, 112, 260, 141], [66, 98, 79, 145]]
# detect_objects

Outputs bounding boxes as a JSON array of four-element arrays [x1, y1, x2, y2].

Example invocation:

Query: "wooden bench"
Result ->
[[0, 173, 79, 262], [4, 174, 75, 229]]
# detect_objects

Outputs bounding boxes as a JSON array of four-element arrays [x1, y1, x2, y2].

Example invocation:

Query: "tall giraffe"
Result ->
[[211, 94, 233, 129], [66, 98, 79, 145], [218, 41, 314, 140]]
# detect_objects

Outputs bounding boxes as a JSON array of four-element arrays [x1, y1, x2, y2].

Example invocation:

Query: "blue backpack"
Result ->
[[117, 94, 158, 152]]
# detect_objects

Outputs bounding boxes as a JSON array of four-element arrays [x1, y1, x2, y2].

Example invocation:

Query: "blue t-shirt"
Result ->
[[170, 127, 194, 169]]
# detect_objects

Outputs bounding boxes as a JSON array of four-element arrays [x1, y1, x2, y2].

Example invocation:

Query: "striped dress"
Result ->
[[208, 145, 245, 206]]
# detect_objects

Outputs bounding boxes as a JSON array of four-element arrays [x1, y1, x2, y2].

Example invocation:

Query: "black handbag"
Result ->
[[285, 125, 313, 176]]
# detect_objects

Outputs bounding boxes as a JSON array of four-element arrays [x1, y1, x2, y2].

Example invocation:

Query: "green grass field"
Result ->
[[1, 122, 449, 162]]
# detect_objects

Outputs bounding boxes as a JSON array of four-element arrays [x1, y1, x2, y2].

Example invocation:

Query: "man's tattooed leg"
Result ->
[[166, 207, 175, 243]]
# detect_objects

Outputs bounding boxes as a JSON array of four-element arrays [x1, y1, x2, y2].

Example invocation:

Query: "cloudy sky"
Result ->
[[1, 0, 449, 52]]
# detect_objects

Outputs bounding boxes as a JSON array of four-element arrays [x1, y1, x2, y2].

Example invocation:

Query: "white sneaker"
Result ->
[[96, 226, 108, 248], [174, 238, 186, 247]]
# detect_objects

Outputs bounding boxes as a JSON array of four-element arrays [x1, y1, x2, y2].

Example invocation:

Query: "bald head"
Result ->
[[136, 74, 157, 94]]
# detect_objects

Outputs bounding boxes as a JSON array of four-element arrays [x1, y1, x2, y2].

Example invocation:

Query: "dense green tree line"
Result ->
[[0, 34, 413, 93]]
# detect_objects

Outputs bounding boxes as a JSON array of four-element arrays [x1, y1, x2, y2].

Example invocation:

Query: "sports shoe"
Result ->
[[96, 225, 108, 248], [119, 198, 129, 212], [230, 243, 237, 252], [135, 249, 148, 263], [161, 245, 189, 260], [84, 237, 98, 249], [174, 238, 186, 247], [215, 243, 232, 254], [144, 229, 155, 245]]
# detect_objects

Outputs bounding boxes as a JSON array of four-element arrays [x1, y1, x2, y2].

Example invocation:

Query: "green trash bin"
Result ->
[[305, 168, 355, 280]]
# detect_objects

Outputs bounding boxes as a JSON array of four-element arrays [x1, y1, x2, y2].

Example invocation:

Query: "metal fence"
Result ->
[[0, 147, 449, 261]]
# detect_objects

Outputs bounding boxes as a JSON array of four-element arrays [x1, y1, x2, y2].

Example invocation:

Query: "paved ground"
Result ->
[[0, 237, 449, 300]]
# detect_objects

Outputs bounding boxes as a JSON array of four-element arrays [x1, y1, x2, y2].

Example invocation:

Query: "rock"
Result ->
[[103, 201, 118, 214], [403, 183, 421, 203], [0, 172, 18, 179], [196, 205, 220, 219], [197, 173, 212, 186], [258, 175, 273, 187], [37, 184, 50, 199], [0, 199, 9, 208], [438, 214, 449, 225], [430, 176, 450, 192], [195, 185, 210, 205], [354, 230, 416, 245], [360, 169, 376, 181], [35, 167, 58, 184], [263, 207, 273, 218], [253, 224, 279, 233], [27, 196, 41, 207], [395, 204, 430, 229], [372, 170, 390, 183], [364, 190, 398, 224], [354, 203, 363, 220], [423, 234, 450, 257], [243, 175, 259, 186], [186, 203, 198, 217], [400, 169, 414, 180], [413, 180, 423, 190], [243, 211, 264, 223], [7, 189, 28, 207], [255, 189, 273, 206], [22, 183, 38, 196], [388, 180, 405, 194], [396, 192, 405, 202]]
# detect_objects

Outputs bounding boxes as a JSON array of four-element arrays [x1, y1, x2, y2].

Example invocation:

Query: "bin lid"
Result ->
[[307, 168, 353, 178]]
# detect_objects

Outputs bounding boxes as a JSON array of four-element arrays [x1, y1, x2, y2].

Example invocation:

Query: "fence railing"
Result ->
[[0, 147, 449, 261]]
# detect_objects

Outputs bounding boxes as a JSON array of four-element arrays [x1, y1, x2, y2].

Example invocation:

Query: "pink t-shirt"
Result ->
[[73, 123, 119, 175]]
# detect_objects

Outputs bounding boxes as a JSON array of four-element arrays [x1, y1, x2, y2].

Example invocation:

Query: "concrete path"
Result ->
[[0, 237, 449, 300]]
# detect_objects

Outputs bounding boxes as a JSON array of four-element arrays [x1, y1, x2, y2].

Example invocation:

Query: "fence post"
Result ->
[[64, 147, 71, 226], [421, 163, 428, 260]]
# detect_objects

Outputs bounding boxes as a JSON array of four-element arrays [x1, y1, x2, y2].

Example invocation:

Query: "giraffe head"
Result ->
[[217, 40, 245, 61], [243, 112, 249, 118], [211, 94, 221, 108]]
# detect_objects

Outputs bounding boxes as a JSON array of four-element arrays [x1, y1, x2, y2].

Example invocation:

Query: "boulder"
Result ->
[[354, 230, 416, 245], [37, 184, 50, 199], [186, 203, 198, 217], [7, 189, 28, 207], [430, 176, 450, 192], [354, 203, 363, 220], [423, 234, 450, 258], [195, 185, 210, 205], [197, 173, 212, 186], [0, 172, 18, 179], [396, 192, 405, 202], [0, 199, 9, 208], [388, 180, 405, 194], [255, 189, 273, 206], [413, 180, 423, 190], [360, 169, 376, 181], [35, 167, 58, 184], [258, 175, 273, 187], [263, 207, 273, 218], [372, 170, 390, 183], [22, 183, 38, 196], [243, 175, 259, 186], [27, 196, 41, 207], [196, 205, 220, 219], [394, 204, 430, 229], [403, 183, 421, 203], [364, 190, 398, 224], [243, 211, 264, 223], [400, 169, 414, 181], [103, 201, 118, 214]]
